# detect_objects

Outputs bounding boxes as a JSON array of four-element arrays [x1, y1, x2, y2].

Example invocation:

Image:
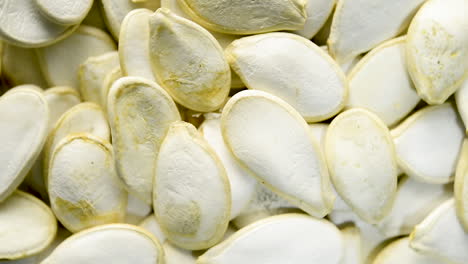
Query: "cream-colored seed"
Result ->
[[221, 90, 335, 217], [326, 108, 398, 223], [0, 88, 49, 202], [0, 191, 57, 260], [0, 2, 466, 263], [48, 134, 127, 233], [178, 0, 308, 34], [406, 0, 468, 104], [154, 121, 231, 250], [148, 8, 231, 112], [108, 76, 181, 204]]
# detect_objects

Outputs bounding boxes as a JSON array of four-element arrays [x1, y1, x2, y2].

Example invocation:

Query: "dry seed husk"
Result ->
[[149, 8, 231, 112], [0, 191, 57, 260], [178, 0, 308, 34], [154, 121, 231, 250], [48, 133, 127, 233], [0, 88, 49, 202], [221, 90, 334, 218], [326, 108, 398, 223], [108, 76, 181, 204]]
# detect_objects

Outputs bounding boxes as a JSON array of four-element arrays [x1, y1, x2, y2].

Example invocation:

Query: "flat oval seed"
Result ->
[[226, 33, 347, 122], [0, 0, 76, 48], [99, 0, 161, 40], [199, 114, 256, 219], [41, 224, 164, 264], [35, 0, 94, 25], [149, 8, 231, 112], [79, 51, 120, 104], [410, 199, 468, 264], [347, 37, 420, 126], [49, 134, 127, 233], [1, 44, 48, 88], [392, 104, 464, 184], [377, 176, 452, 237], [325, 108, 398, 223], [455, 139, 468, 231], [154, 121, 231, 250], [0, 88, 49, 201], [0, 191, 57, 260], [406, 0, 468, 104], [198, 214, 343, 264], [292, 0, 336, 39], [373, 237, 445, 264], [328, 0, 426, 63], [221, 90, 334, 217], [159, 0, 244, 90], [108, 76, 181, 204], [43, 102, 109, 183], [178, 0, 307, 35], [119, 9, 157, 82], [0, 227, 70, 264], [82, 1, 107, 30], [36, 25, 116, 90]]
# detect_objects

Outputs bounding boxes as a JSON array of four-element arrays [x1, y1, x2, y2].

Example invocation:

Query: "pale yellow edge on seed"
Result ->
[[47, 133, 126, 233], [408, 200, 458, 264], [325, 108, 398, 223], [328, 0, 414, 64], [196, 214, 336, 264], [100, 66, 122, 108], [150, 8, 231, 112], [346, 36, 410, 126], [42, 102, 106, 186], [391, 103, 457, 184], [118, 8, 152, 77], [454, 139, 468, 232], [225, 33, 348, 123], [0, 88, 50, 202], [154, 121, 232, 250], [77, 51, 119, 103], [176, 0, 307, 35], [326, 0, 347, 63], [220, 91, 335, 217], [2, 190, 57, 260], [41, 224, 165, 264], [405, 0, 468, 105], [36, 25, 117, 87], [0, 21, 80, 49], [44, 86, 81, 100]]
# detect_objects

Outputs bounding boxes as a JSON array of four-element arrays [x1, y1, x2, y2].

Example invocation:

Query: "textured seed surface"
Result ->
[[0, 2, 466, 263], [178, 0, 308, 34]]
